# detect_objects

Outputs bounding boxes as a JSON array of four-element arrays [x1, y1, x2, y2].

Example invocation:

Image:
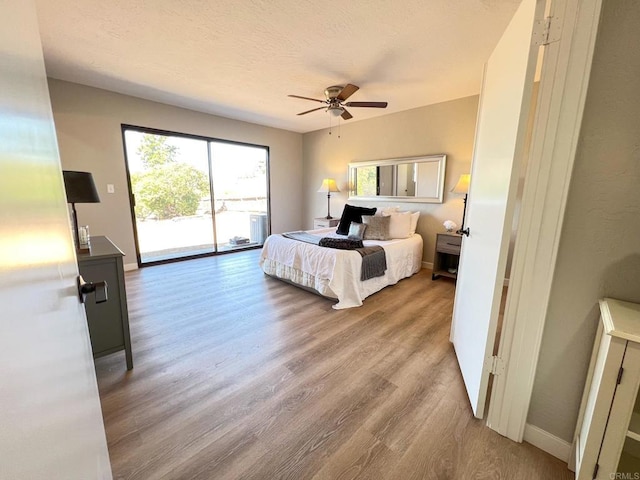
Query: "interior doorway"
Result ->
[[122, 125, 270, 266]]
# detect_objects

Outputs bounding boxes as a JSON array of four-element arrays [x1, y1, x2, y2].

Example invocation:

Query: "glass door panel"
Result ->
[[209, 142, 268, 251], [618, 393, 640, 474], [618, 437, 640, 475], [124, 130, 214, 264]]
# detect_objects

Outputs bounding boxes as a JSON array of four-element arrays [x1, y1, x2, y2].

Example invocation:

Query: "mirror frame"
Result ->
[[348, 154, 446, 203]]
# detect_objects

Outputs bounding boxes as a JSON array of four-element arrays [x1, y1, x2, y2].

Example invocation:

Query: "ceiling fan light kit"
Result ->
[[328, 105, 344, 117], [288, 84, 388, 121]]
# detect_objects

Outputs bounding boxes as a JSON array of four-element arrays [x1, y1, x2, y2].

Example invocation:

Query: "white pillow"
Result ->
[[388, 211, 413, 239], [409, 211, 420, 235], [380, 206, 401, 216]]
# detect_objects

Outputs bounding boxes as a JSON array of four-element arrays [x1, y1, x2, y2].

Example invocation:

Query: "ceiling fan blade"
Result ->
[[345, 101, 388, 108], [297, 106, 326, 116], [288, 94, 325, 103], [337, 84, 359, 101], [341, 109, 353, 120]]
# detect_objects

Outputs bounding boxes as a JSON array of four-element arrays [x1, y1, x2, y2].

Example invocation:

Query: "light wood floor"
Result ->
[[96, 249, 572, 480]]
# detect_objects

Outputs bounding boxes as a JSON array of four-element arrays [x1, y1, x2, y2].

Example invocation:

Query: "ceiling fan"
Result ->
[[288, 84, 388, 120]]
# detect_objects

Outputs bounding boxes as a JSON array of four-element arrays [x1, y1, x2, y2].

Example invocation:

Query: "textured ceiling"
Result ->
[[35, 0, 521, 133]]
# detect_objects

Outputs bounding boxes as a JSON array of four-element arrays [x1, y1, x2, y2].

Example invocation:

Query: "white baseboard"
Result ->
[[523, 423, 571, 462], [124, 263, 138, 272]]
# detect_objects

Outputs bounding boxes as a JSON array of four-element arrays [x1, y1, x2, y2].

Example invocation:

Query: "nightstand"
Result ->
[[432, 233, 462, 280], [314, 217, 340, 229]]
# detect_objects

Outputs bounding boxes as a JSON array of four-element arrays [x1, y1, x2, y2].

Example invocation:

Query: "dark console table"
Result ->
[[78, 236, 133, 370]]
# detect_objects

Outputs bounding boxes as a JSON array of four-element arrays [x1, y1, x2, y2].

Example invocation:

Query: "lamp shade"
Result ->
[[317, 178, 340, 193], [63, 171, 100, 204], [450, 174, 470, 194]]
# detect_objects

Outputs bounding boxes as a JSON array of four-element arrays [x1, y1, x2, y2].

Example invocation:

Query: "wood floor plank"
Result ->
[[309, 426, 400, 480], [364, 346, 461, 454], [239, 372, 397, 480], [95, 249, 572, 479]]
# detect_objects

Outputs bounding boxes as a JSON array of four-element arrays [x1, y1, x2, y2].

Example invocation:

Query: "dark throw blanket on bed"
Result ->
[[318, 237, 363, 250], [355, 246, 387, 281], [281, 231, 387, 281]]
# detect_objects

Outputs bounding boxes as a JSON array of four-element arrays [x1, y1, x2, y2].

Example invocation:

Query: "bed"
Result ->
[[259, 227, 423, 309]]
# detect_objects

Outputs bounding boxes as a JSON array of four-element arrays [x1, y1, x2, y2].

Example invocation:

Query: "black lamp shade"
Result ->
[[63, 171, 100, 204]]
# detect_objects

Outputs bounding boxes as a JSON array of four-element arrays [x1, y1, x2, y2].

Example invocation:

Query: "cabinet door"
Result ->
[[596, 342, 640, 478], [80, 259, 124, 356], [575, 325, 626, 479]]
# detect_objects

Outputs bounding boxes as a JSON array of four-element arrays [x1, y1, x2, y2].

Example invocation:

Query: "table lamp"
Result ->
[[317, 178, 340, 219], [451, 174, 470, 235], [63, 170, 100, 252]]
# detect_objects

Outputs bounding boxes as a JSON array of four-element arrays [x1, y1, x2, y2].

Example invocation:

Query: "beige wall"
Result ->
[[302, 96, 478, 264], [528, 0, 640, 442], [48, 79, 303, 266]]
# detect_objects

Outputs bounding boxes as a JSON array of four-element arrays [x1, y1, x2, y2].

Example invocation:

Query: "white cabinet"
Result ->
[[575, 298, 640, 479]]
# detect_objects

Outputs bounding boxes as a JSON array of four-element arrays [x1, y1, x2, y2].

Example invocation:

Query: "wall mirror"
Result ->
[[348, 154, 446, 203]]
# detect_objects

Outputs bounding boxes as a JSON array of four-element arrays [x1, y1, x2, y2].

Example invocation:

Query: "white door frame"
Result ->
[[487, 0, 603, 444]]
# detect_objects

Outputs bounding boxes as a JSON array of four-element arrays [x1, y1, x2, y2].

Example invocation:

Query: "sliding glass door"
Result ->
[[210, 142, 268, 252], [123, 126, 269, 266]]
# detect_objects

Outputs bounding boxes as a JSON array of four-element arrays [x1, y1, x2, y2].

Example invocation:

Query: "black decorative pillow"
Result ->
[[336, 204, 377, 235], [347, 222, 367, 240]]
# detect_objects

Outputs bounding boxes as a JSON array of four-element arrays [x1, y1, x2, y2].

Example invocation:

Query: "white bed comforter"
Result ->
[[259, 228, 423, 309]]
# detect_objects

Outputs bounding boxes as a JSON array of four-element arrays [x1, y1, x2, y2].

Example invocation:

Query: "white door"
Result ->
[[0, 2, 112, 478], [450, 0, 545, 418]]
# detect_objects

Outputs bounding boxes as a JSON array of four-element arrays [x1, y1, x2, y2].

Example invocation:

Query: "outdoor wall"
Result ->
[[528, 0, 640, 443], [302, 96, 478, 264], [48, 79, 303, 268]]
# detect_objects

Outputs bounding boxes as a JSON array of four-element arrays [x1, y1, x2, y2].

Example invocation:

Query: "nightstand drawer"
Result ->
[[436, 233, 462, 254], [314, 218, 340, 229]]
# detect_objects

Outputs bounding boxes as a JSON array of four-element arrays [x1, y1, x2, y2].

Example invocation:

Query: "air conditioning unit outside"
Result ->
[[249, 213, 268, 244]]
